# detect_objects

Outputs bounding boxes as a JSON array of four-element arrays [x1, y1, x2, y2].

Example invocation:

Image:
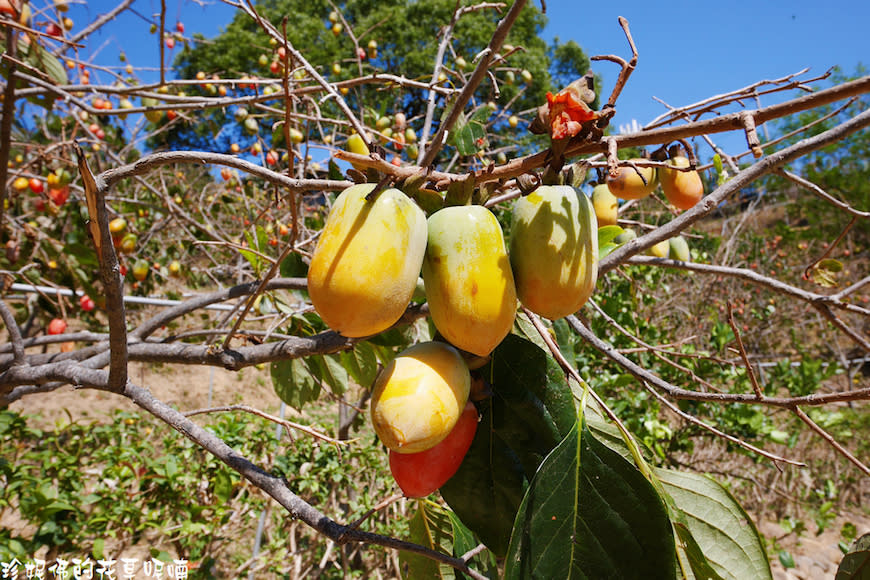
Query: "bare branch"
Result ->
[[184, 404, 346, 445], [418, 0, 527, 167], [793, 406, 870, 476]]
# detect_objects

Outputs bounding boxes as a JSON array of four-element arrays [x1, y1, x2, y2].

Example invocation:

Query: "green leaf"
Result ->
[[504, 419, 676, 580], [271, 357, 321, 411], [447, 110, 488, 156], [240, 230, 263, 274], [552, 318, 576, 369], [439, 414, 526, 557], [655, 468, 771, 580], [313, 354, 348, 395], [597, 225, 626, 260], [597, 224, 625, 247], [213, 470, 234, 504], [836, 532, 870, 580], [399, 501, 456, 580], [672, 522, 727, 580], [5, 40, 66, 109], [279, 251, 308, 278], [440, 334, 576, 556], [340, 342, 379, 387], [809, 258, 843, 288], [328, 159, 344, 181], [92, 538, 105, 561]]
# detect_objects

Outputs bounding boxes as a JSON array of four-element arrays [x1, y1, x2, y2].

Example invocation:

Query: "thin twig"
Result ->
[[792, 406, 870, 476], [563, 315, 803, 466], [725, 302, 765, 399], [418, 0, 526, 168], [183, 404, 346, 445]]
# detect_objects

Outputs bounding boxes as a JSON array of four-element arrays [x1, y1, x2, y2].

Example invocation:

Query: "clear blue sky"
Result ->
[[69, 0, 867, 156], [541, 0, 867, 137]]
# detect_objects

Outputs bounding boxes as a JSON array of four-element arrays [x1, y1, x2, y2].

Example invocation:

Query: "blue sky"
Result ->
[[65, 0, 867, 156], [541, 0, 867, 141]]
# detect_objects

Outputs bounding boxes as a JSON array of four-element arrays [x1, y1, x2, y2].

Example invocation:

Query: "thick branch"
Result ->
[[600, 106, 870, 274]]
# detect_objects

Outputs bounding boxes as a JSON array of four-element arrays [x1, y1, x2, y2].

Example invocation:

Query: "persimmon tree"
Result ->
[[1, 0, 870, 577]]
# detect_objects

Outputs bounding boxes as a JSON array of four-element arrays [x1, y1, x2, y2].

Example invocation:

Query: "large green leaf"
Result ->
[[399, 500, 456, 580], [504, 419, 676, 580], [655, 468, 771, 580], [270, 357, 321, 411], [836, 533, 870, 580], [440, 334, 577, 556]]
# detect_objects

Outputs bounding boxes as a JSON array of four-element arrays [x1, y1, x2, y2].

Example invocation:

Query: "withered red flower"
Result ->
[[546, 88, 598, 140]]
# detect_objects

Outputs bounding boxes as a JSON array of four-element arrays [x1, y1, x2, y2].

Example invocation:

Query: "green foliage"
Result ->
[[440, 333, 576, 556], [764, 66, 870, 245], [656, 468, 771, 580], [836, 532, 870, 580], [0, 407, 399, 575], [505, 418, 676, 580]]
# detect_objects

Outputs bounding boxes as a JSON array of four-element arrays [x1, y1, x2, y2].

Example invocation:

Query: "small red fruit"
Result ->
[[28, 178, 44, 194], [45, 22, 63, 37], [175, 21, 184, 34], [166, 110, 177, 121], [47, 318, 67, 335], [388, 402, 478, 497], [48, 186, 69, 206], [79, 295, 95, 312], [165, 36, 175, 50]]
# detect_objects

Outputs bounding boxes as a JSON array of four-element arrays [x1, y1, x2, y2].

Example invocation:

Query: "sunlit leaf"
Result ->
[[809, 258, 843, 287], [399, 501, 456, 579], [271, 357, 321, 411], [440, 335, 577, 556], [656, 468, 771, 580]]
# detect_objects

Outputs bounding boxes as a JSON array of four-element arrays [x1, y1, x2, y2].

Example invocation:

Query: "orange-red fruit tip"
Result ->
[[388, 402, 478, 497]]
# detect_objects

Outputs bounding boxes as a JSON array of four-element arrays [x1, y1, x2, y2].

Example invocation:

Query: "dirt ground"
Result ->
[[6, 361, 869, 578]]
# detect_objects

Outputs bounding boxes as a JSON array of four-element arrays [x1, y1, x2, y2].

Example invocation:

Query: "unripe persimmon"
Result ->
[[510, 185, 598, 320], [606, 160, 657, 200], [647, 239, 670, 259], [591, 184, 618, 227], [371, 342, 471, 454], [660, 156, 704, 210], [422, 206, 517, 356], [669, 236, 691, 262], [389, 401, 478, 497], [308, 183, 427, 338]]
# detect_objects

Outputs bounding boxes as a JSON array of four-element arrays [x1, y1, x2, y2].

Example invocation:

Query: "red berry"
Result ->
[[47, 318, 67, 335], [176, 21, 184, 34], [48, 186, 69, 207], [79, 295, 95, 312], [28, 178, 44, 194]]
